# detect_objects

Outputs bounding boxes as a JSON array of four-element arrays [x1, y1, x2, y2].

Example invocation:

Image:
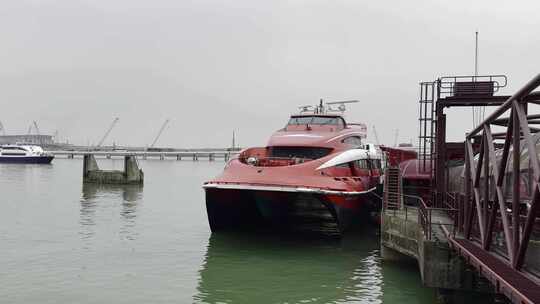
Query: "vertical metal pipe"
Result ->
[[436, 110, 446, 207]]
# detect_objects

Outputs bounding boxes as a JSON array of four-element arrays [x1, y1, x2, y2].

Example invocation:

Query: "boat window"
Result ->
[[333, 159, 380, 169], [288, 117, 314, 125], [268, 146, 332, 160], [1, 147, 26, 151], [311, 117, 337, 125], [342, 136, 363, 147], [287, 116, 344, 127], [356, 159, 369, 169], [368, 159, 381, 169]]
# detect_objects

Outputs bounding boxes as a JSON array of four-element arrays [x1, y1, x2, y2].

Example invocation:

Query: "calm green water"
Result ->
[[1, 159, 438, 303]]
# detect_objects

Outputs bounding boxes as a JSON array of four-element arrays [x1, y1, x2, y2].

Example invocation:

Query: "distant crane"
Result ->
[[393, 129, 399, 147], [97, 117, 119, 147], [150, 119, 170, 148], [372, 126, 380, 146], [33, 121, 40, 135], [0, 121, 5, 135], [231, 130, 236, 150]]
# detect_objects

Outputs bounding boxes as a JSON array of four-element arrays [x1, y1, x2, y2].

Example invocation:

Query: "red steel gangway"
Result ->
[[436, 74, 540, 304]]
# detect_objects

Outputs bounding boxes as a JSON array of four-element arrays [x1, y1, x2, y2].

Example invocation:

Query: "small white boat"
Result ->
[[0, 144, 54, 164]]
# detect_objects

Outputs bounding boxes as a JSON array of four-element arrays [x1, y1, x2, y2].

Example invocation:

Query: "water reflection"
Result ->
[[194, 232, 384, 304], [0, 163, 53, 188], [80, 183, 143, 241]]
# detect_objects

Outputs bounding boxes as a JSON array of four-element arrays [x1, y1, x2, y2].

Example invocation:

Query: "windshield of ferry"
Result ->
[[287, 116, 343, 126]]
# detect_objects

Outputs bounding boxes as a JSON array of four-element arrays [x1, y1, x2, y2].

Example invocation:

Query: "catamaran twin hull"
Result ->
[[203, 106, 383, 237], [204, 183, 378, 236]]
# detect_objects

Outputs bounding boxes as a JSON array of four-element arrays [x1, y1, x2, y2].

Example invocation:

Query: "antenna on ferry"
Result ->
[[325, 100, 359, 113], [474, 31, 479, 78], [298, 105, 314, 113]]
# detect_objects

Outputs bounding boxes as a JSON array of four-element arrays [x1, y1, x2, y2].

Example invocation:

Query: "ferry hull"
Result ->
[[205, 187, 374, 236], [0, 156, 54, 164]]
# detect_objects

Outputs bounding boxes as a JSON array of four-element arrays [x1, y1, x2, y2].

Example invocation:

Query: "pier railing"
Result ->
[[382, 190, 458, 240]]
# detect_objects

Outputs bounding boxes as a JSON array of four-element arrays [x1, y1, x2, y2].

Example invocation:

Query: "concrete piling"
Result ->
[[83, 154, 144, 185]]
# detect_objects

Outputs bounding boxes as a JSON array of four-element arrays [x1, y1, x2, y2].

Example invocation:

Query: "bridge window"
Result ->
[[370, 159, 381, 169], [357, 159, 369, 169], [342, 136, 363, 147], [287, 116, 345, 127], [268, 146, 332, 160], [288, 117, 313, 125]]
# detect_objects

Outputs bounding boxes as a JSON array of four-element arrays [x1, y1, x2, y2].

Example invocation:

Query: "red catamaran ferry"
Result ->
[[203, 100, 382, 235]]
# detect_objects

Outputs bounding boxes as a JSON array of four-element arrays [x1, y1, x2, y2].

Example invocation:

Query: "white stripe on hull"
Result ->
[[203, 183, 376, 196]]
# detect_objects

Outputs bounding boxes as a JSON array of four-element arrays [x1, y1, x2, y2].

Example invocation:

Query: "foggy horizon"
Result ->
[[1, 0, 539, 148]]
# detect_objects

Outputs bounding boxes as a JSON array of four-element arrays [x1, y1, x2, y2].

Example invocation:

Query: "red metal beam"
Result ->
[[484, 125, 515, 261], [468, 139, 486, 240], [464, 141, 473, 238], [512, 109, 521, 264], [483, 133, 490, 248], [514, 100, 540, 181], [515, 186, 540, 270], [467, 74, 540, 138]]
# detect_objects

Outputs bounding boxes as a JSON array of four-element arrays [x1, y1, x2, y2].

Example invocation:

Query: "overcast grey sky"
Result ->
[[0, 0, 538, 148]]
